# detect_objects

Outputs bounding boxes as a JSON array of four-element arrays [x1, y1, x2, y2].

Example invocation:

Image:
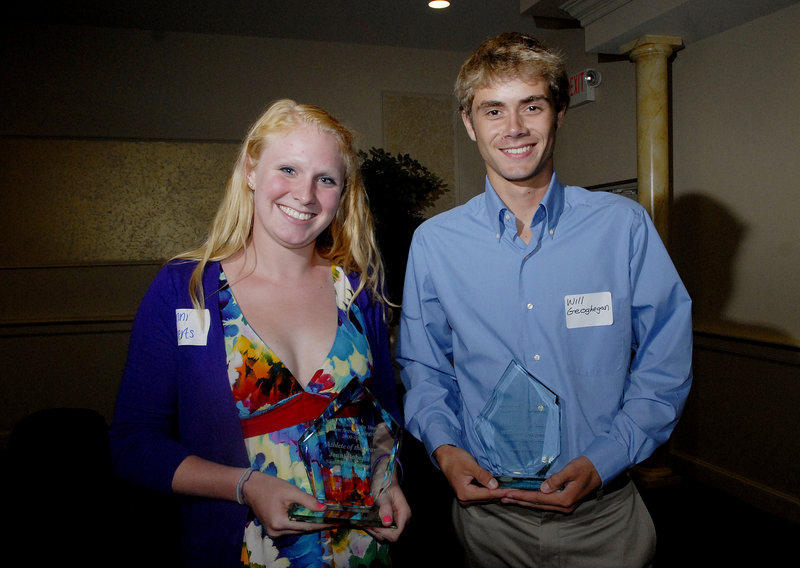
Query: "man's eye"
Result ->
[[280, 166, 295, 175]]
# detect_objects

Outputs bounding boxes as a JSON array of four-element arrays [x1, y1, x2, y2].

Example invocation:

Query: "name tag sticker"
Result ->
[[564, 292, 613, 329], [176, 309, 210, 346]]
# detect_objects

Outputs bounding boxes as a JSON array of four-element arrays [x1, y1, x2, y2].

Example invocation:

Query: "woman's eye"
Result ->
[[319, 176, 338, 186], [280, 166, 295, 175]]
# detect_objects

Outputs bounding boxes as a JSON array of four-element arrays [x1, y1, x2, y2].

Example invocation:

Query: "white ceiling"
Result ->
[[554, 0, 800, 53], [9, 1, 797, 54], [7, 0, 569, 52]]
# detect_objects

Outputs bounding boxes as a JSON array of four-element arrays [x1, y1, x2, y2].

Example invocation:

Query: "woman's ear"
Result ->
[[245, 158, 255, 190]]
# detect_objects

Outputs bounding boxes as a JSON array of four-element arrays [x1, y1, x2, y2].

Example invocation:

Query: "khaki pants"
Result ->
[[452, 481, 656, 568]]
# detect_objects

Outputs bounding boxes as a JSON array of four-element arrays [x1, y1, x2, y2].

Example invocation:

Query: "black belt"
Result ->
[[594, 473, 630, 500]]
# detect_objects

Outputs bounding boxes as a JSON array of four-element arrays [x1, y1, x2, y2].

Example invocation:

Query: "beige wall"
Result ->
[[671, 4, 800, 345], [1, 24, 468, 144], [1, 7, 798, 520], [667, 3, 800, 522], [531, 6, 800, 521], [0, 24, 486, 436], [550, 4, 800, 344], [555, 30, 639, 189]]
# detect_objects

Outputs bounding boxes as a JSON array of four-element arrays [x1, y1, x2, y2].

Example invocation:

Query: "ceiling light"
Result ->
[[428, 1, 451, 8]]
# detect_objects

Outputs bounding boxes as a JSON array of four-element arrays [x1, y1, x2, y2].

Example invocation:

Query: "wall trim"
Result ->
[[0, 318, 133, 338], [671, 450, 800, 525], [694, 329, 800, 364]]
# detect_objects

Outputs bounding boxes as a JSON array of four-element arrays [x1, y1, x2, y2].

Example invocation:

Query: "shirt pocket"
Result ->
[[564, 322, 628, 376]]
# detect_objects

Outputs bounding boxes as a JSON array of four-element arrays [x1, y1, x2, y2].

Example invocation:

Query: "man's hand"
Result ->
[[500, 456, 602, 513], [433, 445, 512, 505]]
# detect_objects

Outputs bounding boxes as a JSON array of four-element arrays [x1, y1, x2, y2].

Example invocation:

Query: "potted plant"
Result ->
[[359, 147, 447, 306]]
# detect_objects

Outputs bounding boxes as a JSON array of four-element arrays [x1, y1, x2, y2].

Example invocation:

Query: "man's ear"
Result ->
[[461, 110, 477, 142], [556, 108, 566, 130]]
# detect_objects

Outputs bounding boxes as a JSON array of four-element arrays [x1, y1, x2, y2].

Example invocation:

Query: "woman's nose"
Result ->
[[292, 178, 315, 203]]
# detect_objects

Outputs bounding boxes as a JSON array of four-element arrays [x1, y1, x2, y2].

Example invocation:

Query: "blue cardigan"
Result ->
[[109, 260, 399, 567]]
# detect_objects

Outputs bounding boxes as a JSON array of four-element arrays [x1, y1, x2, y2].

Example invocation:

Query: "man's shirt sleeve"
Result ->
[[583, 207, 693, 483], [397, 230, 466, 458]]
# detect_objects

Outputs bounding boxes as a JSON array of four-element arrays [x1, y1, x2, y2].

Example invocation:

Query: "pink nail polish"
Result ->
[[382, 515, 392, 524]]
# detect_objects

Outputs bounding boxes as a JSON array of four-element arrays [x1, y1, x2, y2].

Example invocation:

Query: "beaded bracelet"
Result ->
[[372, 454, 403, 483], [236, 467, 257, 505]]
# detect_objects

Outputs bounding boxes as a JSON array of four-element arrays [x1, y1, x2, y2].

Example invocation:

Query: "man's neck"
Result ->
[[490, 173, 551, 243]]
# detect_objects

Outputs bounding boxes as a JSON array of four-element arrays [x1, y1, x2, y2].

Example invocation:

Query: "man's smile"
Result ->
[[501, 144, 535, 156]]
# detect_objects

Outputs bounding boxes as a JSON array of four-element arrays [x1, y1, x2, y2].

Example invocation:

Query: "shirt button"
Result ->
[[549, 229, 555, 235], [534, 354, 541, 361], [527, 303, 534, 310], [505, 214, 511, 221], [496, 233, 501, 239]]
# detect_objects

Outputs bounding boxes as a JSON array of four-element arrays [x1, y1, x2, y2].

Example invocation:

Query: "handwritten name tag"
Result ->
[[176, 309, 210, 346], [564, 292, 613, 329]]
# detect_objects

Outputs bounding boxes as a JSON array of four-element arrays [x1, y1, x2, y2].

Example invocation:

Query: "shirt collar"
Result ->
[[484, 173, 566, 237]]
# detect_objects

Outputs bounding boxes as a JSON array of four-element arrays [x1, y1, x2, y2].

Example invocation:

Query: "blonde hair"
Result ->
[[455, 32, 570, 117], [174, 99, 387, 311]]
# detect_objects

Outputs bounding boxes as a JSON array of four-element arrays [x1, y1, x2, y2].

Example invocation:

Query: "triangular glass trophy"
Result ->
[[289, 378, 402, 527], [473, 360, 560, 490]]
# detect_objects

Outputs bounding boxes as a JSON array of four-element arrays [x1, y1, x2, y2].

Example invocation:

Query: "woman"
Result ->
[[110, 99, 410, 567]]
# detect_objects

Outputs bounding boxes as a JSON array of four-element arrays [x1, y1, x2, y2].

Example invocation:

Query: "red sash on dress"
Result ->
[[240, 392, 333, 438]]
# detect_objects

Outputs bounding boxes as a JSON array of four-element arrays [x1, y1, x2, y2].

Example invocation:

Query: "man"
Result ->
[[397, 32, 692, 567]]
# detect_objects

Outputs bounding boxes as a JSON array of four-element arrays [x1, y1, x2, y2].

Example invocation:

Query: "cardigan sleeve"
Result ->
[[347, 272, 403, 424], [109, 265, 193, 494]]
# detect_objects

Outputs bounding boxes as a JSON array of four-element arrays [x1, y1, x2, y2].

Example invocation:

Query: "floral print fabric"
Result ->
[[219, 266, 390, 568]]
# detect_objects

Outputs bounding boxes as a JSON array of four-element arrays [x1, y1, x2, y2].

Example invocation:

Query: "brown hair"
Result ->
[[455, 32, 570, 117]]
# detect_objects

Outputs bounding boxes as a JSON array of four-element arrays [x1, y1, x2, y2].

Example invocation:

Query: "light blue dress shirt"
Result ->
[[397, 174, 693, 485]]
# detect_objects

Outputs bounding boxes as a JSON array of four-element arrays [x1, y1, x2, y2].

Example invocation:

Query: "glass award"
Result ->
[[289, 378, 402, 527], [473, 360, 560, 490]]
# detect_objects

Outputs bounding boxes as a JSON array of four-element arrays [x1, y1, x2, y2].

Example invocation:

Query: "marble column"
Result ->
[[623, 35, 683, 246], [624, 36, 684, 488]]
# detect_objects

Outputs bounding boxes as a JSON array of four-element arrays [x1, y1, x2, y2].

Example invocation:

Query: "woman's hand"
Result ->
[[243, 471, 334, 538], [365, 481, 411, 542], [173, 456, 333, 537]]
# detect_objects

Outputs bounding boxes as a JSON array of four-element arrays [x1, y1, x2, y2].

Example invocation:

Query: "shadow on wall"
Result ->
[[668, 193, 800, 522], [1, 408, 180, 566], [671, 192, 792, 342], [0, 407, 459, 567]]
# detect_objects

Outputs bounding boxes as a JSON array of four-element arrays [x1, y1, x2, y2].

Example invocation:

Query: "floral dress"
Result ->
[[219, 266, 391, 568]]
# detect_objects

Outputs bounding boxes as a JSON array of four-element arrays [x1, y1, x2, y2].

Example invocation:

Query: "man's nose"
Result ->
[[505, 112, 528, 137]]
